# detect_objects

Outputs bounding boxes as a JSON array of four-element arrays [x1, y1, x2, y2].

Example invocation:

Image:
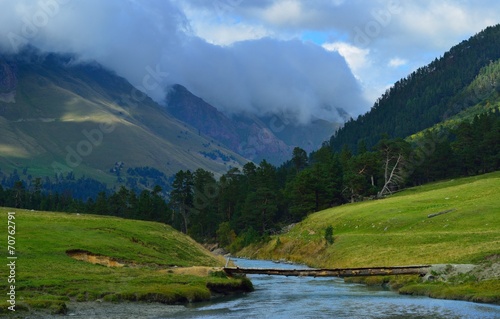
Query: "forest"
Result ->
[[331, 24, 500, 151], [1, 110, 498, 252], [2, 25, 500, 251]]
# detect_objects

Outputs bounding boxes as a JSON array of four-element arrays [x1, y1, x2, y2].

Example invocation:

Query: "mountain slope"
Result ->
[[408, 58, 500, 142], [241, 171, 500, 268], [239, 172, 500, 304], [0, 49, 247, 184], [330, 24, 500, 151], [166, 84, 342, 164], [165, 84, 243, 151]]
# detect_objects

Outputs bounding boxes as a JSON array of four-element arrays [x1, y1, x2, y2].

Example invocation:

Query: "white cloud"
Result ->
[[177, 0, 500, 105], [168, 38, 368, 123], [189, 21, 271, 46], [174, 0, 272, 46], [385, 1, 500, 55], [261, 0, 304, 26], [388, 57, 407, 68], [0, 0, 369, 123], [2, 0, 499, 121], [322, 42, 370, 78]]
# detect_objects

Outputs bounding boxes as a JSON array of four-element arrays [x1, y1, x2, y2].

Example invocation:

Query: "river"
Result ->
[[161, 258, 500, 319]]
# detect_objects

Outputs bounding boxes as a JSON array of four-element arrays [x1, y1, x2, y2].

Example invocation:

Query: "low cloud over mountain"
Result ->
[[0, 0, 368, 124]]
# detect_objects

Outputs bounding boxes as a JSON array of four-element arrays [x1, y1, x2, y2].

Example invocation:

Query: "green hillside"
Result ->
[[408, 58, 500, 142], [239, 172, 500, 303], [241, 171, 500, 267], [0, 208, 251, 315], [0, 49, 247, 184], [331, 24, 500, 151]]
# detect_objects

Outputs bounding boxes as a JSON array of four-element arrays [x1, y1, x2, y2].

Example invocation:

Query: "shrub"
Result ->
[[325, 225, 334, 245]]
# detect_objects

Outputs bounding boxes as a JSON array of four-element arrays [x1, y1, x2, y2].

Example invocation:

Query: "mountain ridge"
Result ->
[[0, 48, 248, 187], [330, 24, 500, 152], [165, 84, 342, 164]]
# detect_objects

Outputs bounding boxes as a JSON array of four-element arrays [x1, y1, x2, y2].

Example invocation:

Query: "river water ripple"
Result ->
[[161, 258, 500, 319]]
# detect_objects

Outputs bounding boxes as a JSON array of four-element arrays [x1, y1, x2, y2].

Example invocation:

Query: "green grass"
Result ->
[[243, 172, 500, 267], [399, 279, 500, 304], [240, 172, 500, 303], [0, 209, 251, 314], [0, 59, 247, 185]]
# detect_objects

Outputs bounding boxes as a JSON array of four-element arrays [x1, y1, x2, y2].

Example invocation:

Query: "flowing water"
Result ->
[[159, 258, 499, 319]]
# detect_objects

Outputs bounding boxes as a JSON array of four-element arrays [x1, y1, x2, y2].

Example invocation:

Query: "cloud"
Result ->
[[0, 0, 188, 98], [168, 37, 367, 123], [179, 0, 500, 104], [258, 0, 320, 28], [0, 0, 368, 124], [1, 0, 499, 124], [322, 42, 370, 78], [388, 57, 407, 68], [173, 0, 272, 45]]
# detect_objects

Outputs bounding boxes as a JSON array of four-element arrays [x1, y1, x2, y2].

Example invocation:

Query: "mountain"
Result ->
[[408, 58, 500, 142], [0, 48, 248, 186], [330, 24, 500, 152], [165, 84, 246, 153], [165, 84, 343, 164]]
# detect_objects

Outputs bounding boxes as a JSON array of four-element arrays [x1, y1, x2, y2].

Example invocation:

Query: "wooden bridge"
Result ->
[[223, 265, 431, 278]]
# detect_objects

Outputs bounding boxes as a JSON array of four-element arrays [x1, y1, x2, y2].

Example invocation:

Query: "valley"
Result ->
[[0, 11, 499, 317]]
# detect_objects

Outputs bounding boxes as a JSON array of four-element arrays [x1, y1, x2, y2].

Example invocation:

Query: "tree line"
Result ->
[[167, 110, 499, 251], [1, 111, 498, 252], [0, 180, 169, 222]]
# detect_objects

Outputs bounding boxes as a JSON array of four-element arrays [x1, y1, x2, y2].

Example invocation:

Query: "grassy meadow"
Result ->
[[0, 209, 251, 315], [240, 172, 500, 303]]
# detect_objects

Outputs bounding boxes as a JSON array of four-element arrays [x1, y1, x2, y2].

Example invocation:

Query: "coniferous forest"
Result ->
[[1, 25, 499, 252], [1, 110, 498, 251], [331, 25, 500, 151]]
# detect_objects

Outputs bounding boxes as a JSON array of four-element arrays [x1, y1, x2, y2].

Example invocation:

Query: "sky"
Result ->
[[1, 0, 499, 124]]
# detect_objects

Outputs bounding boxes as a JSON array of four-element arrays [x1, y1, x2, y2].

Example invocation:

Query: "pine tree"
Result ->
[[170, 170, 194, 233], [292, 147, 308, 173]]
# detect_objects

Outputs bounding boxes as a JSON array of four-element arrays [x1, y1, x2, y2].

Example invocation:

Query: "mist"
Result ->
[[0, 0, 369, 124]]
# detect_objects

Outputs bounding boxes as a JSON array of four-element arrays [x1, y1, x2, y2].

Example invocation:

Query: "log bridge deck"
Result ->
[[223, 265, 431, 278]]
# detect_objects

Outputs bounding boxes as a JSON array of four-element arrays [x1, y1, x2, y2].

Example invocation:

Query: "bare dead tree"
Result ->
[[378, 153, 404, 197], [376, 138, 410, 198]]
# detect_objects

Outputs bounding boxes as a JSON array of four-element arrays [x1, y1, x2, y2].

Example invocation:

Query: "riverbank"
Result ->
[[2, 302, 186, 319], [343, 258, 500, 305], [237, 172, 500, 305], [139, 258, 500, 318], [0, 209, 252, 316], [1, 268, 253, 318], [400, 259, 500, 304]]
